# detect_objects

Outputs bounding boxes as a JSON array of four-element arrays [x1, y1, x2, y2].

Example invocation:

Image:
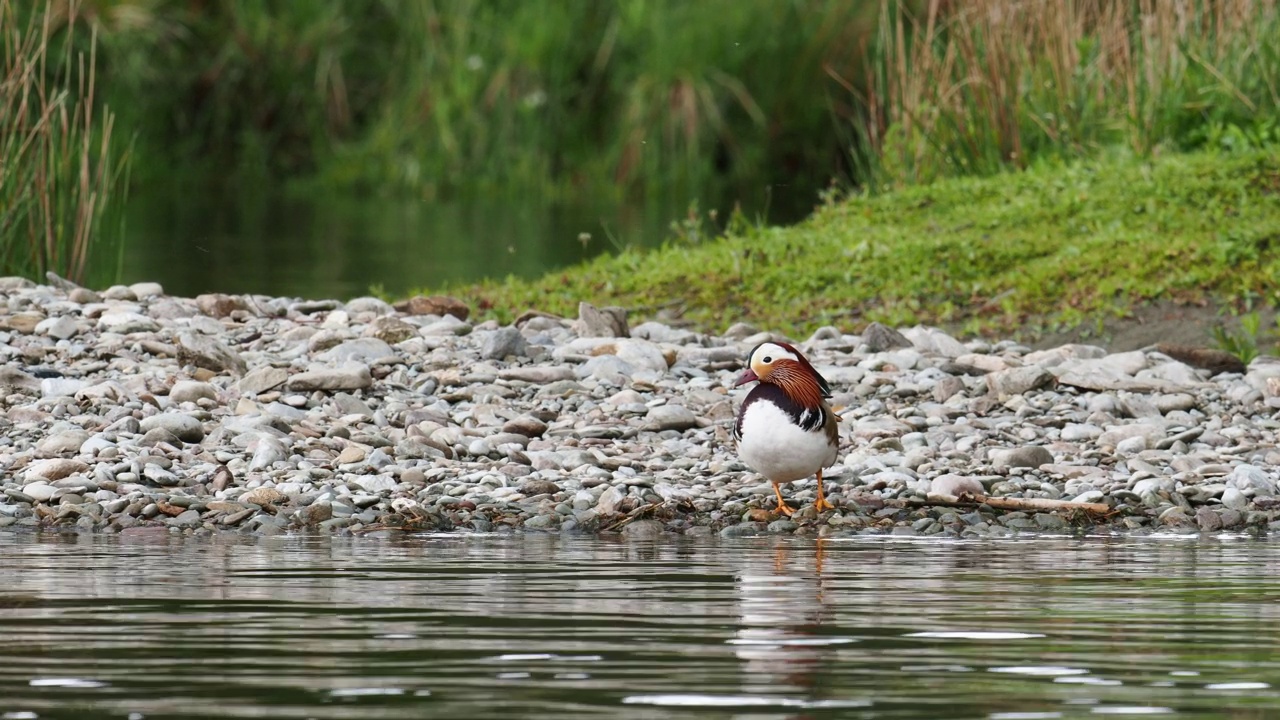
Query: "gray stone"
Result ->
[[317, 338, 397, 365], [612, 339, 670, 374], [249, 436, 288, 471], [420, 316, 471, 336], [37, 429, 89, 455], [35, 316, 79, 340], [1227, 465, 1277, 495], [98, 311, 159, 334], [169, 381, 218, 405], [621, 519, 664, 539], [140, 413, 205, 443], [990, 446, 1053, 469], [1133, 477, 1175, 496], [139, 427, 182, 447], [572, 302, 629, 338], [595, 485, 626, 515], [1116, 435, 1148, 455], [237, 367, 289, 395], [1220, 487, 1249, 511], [241, 487, 286, 505], [1061, 423, 1102, 442], [1071, 490, 1105, 504], [1196, 507, 1224, 532], [298, 502, 333, 525], [165, 509, 202, 528], [480, 327, 527, 360], [929, 474, 984, 498], [143, 465, 181, 486], [1034, 513, 1067, 531], [177, 332, 247, 375], [365, 316, 419, 344], [576, 355, 634, 384], [353, 475, 397, 493], [720, 522, 762, 537], [524, 514, 560, 530], [646, 405, 698, 432], [633, 321, 696, 344], [40, 378, 89, 398], [22, 482, 58, 503], [502, 415, 548, 438], [129, 281, 164, 298], [499, 366, 576, 383], [0, 366, 41, 394], [286, 365, 372, 392], [1118, 393, 1161, 418], [986, 366, 1054, 397], [519, 479, 561, 496], [901, 326, 967, 357], [861, 322, 912, 352], [933, 375, 965, 402], [1155, 393, 1198, 413], [1098, 423, 1164, 447], [25, 458, 89, 482]]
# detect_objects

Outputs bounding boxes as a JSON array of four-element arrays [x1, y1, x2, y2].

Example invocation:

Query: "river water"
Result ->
[[119, 180, 810, 300], [1, 533, 1278, 719]]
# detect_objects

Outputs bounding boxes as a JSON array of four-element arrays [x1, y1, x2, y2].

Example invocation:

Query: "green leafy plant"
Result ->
[[1211, 312, 1266, 365]]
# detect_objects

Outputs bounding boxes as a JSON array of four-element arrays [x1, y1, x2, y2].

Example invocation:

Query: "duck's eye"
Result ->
[[763, 356, 773, 364]]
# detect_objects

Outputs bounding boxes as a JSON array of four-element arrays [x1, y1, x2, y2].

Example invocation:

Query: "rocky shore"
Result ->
[[1, 277, 1278, 539]]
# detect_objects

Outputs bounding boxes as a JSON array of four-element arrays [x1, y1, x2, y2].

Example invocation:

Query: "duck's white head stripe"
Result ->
[[749, 342, 798, 366]]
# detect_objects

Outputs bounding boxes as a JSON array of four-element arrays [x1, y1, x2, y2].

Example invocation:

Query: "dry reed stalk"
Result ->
[[1, 0, 124, 284], [862, 0, 1280, 185]]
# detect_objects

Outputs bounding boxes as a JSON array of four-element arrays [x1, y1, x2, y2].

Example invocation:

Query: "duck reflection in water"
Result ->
[[731, 538, 847, 711]]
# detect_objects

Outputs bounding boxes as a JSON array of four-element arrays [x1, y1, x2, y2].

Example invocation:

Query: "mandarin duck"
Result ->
[[733, 341, 840, 515]]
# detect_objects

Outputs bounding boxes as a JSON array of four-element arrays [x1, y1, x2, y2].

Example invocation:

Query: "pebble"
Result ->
[[0, 278, 1276, 538], [990, 446, 1053, 469], [139, 414, 205, 443]]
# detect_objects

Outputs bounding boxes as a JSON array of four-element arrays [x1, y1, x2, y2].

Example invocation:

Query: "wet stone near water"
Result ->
[[1, 283, 1279, 538]]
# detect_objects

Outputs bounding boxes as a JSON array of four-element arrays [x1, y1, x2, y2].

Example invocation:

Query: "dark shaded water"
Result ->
[[2, 533, 1279, 719], [120, 180, 810, 300]]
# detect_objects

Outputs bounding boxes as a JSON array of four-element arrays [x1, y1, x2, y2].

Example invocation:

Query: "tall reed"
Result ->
[[0, 0, 129, 286], [856, 0, 1280, 188]]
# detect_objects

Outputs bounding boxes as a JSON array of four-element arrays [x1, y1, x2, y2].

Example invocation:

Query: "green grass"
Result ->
[[446, 148, 1280, 340], [0, 0, 130, 286], [857, 0, 1280, 189]]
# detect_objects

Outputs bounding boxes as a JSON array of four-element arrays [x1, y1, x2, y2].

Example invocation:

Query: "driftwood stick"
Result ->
[[905, 492, 1110, 515]]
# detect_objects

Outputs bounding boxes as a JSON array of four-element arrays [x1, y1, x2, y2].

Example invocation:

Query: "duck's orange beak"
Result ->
[[734, 368, 759, 386]]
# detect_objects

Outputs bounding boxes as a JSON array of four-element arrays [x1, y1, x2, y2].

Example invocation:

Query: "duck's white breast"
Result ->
[[736, 399, 837, 484]]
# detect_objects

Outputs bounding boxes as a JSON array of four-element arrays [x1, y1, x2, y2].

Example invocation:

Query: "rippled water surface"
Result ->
[[2, 533, 1280, 719]]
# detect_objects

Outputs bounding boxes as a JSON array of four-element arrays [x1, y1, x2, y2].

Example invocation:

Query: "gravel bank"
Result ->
[[1, 277, 1278, 539]]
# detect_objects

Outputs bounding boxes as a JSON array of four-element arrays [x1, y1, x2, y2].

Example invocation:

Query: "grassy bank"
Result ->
[[448, 149, 1280, 341]]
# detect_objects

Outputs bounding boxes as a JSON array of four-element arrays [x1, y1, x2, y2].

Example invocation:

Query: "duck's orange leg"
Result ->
[[771, 482, 795, 516], [814, 469, 835, 511]]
